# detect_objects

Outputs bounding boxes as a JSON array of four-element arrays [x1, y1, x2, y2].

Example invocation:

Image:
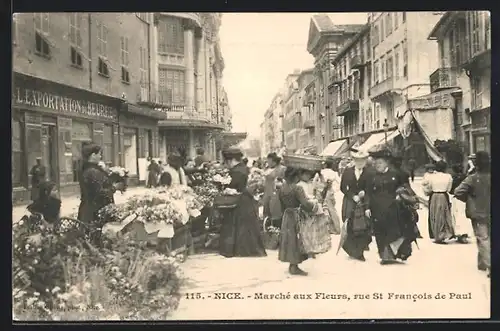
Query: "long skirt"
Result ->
[[278, 208, 308, 265], [451, 197, 470, 236], [374, 201, 418, 262], [429, 192, 455, 242], [219, 193, 267, 258], [342, 205, 372, 259], [324, 189, 341, 234]]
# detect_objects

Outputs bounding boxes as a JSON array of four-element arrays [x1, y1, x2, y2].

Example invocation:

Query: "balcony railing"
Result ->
[[429, 68, 459, 93], [329, 74, 342, 87], [350, 55, 364, 70], [336, 99, 360, 116], [303, 119, 315, 129], [370, 77, 394, 100]]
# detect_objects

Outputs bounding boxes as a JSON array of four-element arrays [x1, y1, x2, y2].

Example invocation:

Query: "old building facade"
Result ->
[[296, 69, 316, 152], [12, 13, 232, 204], [282, 70, 301, 153], [306, 15, 365, 152], [427, 11, 490, 156]]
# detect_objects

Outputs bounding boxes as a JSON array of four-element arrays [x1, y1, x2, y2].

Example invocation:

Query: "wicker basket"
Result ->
[[261, 217, 280, 250], [283, 154, 324, 171], [213, 193, 241, 209]]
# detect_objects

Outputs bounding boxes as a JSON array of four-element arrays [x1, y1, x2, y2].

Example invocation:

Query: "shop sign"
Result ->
[[407, 91, 455, 110], [12, 86, 118, 121]]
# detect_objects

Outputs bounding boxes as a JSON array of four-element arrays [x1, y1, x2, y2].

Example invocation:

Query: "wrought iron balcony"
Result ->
[[369, 77, 394, 100], [329, 74, 342, 87], [429, 68, 459, 93], [336, 99, 360, 116], [303, 119, 315, 129], [350, 55, 364, 70]]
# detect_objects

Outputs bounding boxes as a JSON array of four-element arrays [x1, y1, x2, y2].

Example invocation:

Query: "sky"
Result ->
[[219, 13, 368, 139]]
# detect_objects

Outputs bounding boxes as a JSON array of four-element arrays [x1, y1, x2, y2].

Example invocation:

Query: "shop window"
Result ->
[[12, 118, 25, 187], [103, 125, 114, 165], [123, 129, 138, 175], [71, 121, 92, 182]]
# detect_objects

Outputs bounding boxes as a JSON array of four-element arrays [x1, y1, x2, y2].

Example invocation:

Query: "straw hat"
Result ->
[[350, 149, 369, 159]]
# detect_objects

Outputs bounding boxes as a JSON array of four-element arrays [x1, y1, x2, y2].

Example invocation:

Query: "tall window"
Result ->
[[373, 60, 379, 84], [402, 40, 408, 77], [449, 28, 462, 67], [386, 55, 393, 78], [394, 12, 400, 30], [96, 21, 109, 76], [102, 125, 113, 165], [380, 20, 385, 42], [158, 68, 185, 105], [96, 21, 108, 57], [380, 55, 386, 81], [157, 17, 184, 54], [402, 12, 406, 22], [34, 13, 51, 57], [394, 45, 400, 78], [386, 13, 392, 37], [471, 76, 482, 110], [120, 36, 130, 83], [12, 117, 24, 187], [69, 13, 82, 48], [470, 11, 481, 56], [139, 46, 147, 85]]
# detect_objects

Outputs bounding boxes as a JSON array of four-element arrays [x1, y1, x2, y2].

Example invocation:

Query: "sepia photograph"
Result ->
[[11, 11, 491, 321]]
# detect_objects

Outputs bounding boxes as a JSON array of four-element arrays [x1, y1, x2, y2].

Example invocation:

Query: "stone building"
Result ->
[[11, 12, 232, 204], [427, 11, 490, 156], [306, 15, 365, 152], [295, 68, 316, 152], [282, 70, 301, 153]]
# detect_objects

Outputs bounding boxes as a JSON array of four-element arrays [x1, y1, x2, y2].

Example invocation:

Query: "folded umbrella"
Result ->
[[336, 219, 349, 255]]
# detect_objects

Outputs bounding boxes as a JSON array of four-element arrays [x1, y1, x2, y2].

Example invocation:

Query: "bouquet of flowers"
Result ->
[[158, 185, 204, 218], [108, 166, 129, 192], [192, 164, 231, 207], [247, 168, 265, 200]]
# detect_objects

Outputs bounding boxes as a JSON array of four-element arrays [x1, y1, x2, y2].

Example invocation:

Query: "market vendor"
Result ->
[[160, 152, 207, 187]]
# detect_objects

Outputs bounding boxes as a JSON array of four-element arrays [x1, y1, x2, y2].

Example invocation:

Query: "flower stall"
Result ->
[[100, 185, 204, 258]]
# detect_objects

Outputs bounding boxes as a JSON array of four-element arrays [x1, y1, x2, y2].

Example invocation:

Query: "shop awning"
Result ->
[[410, 110, 445, 162], [320, 139, 347, 156], [357, 132, 389, 152], [332, 139, 350, 158]]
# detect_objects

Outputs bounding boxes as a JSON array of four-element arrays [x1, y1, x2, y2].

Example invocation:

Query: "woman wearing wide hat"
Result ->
[[339, 148, 375, 261], [368, 148, 419, 265], [218, 147, 267, 258]]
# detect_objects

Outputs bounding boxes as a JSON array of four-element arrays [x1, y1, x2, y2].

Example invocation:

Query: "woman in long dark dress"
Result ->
[[218, 147, 267, 258], [77, 142, 122, 244], [27, 181, 61, 224], [367, 149, 419, 265], [278, 167, 320, 276]]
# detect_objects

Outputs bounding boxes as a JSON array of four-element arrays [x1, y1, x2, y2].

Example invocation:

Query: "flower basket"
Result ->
[[213, 193, 241, 209], [261, 217, 280, 250], [283, 154, 324, 172]]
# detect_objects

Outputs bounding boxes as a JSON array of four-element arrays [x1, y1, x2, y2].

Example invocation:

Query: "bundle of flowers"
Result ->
[[247, 168, 266, 199], [192, 165, 231, 207], [157, 185, 204, 218], [108, 166, 129, 192], [192, 182, 219, 207], [13, 215, 184, 321]]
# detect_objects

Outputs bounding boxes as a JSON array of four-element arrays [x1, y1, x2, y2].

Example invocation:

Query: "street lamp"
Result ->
[[383, 118, 389, 145]]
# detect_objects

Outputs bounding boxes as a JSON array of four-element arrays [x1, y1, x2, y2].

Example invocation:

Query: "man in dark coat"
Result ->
[[340, 149, 375, 261], [194, 147, 209, 168], [29, 157, 46, 201], [408, 158, 416, 182]]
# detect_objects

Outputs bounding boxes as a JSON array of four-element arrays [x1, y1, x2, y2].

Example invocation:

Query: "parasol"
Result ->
[[336, 219, 349, 255]]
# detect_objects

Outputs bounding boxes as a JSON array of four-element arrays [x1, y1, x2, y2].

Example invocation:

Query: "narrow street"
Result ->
[[12, 181, 491, 320], [169, 180, 490, 320]]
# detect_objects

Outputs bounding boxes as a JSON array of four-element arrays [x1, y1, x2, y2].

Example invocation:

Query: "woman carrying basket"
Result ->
[[278, 154, 331, 276]]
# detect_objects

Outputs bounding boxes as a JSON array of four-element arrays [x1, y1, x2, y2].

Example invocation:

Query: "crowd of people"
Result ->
[[24, 140, 490, 279]]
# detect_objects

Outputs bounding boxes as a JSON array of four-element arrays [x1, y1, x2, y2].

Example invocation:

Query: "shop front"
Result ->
[[119, 103, 163, 185], [12, 72, 119, 204], [158, 118, 224, 163], [469, 107, 490, 154]]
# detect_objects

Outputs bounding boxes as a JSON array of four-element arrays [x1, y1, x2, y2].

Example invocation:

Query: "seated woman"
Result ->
[[27, 181, 61, 224]]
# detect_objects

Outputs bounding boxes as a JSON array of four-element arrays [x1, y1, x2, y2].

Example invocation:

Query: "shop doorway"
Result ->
[[41, 124, 57, 183], [123, 128, 138, 176], [147, 129, 153, 158]]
